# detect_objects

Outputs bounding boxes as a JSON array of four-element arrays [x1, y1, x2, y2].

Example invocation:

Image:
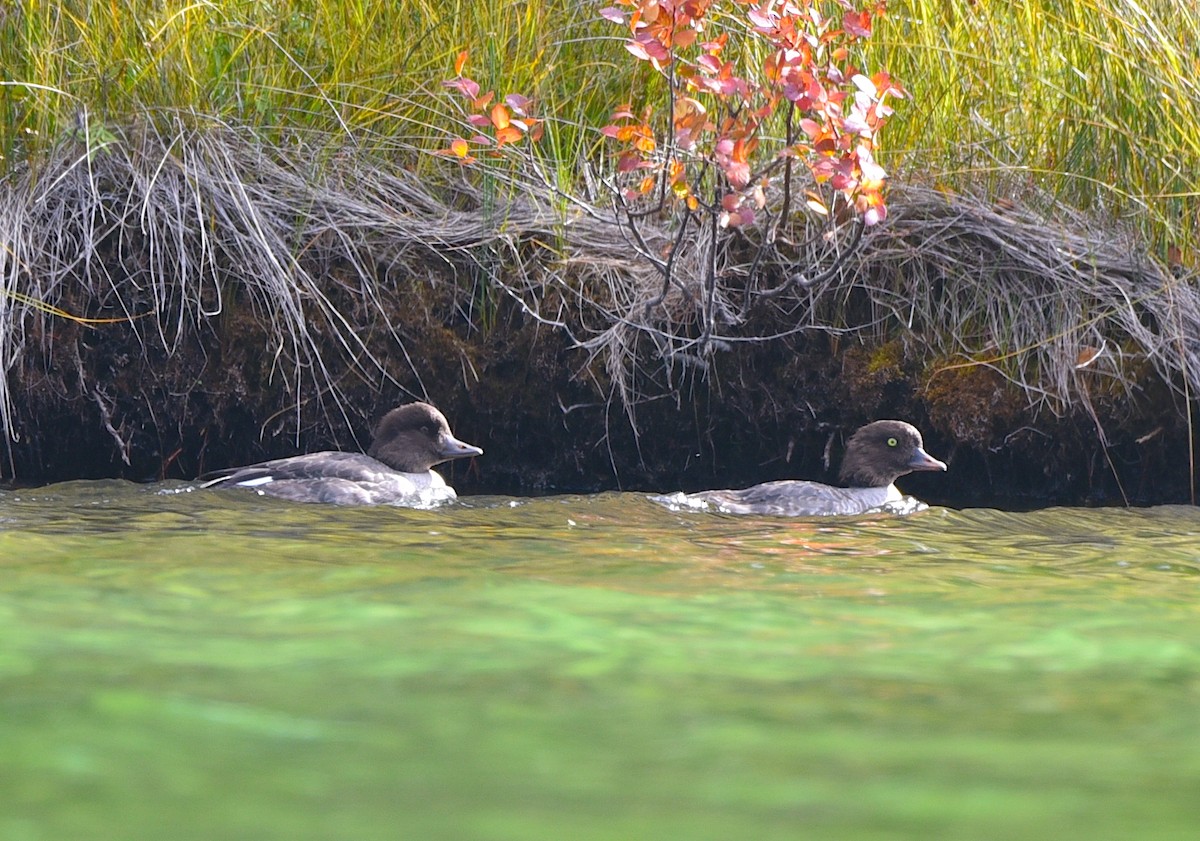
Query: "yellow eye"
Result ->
[[887, 437, 898, 447]]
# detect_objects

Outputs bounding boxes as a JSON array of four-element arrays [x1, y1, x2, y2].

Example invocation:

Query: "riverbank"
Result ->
[[2, 1, 1197, 507], [1, 124, 1195, 507]]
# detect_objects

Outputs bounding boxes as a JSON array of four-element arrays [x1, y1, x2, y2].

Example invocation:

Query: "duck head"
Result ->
[[367, 402, 483, 473], [837, 420, 946, 488]]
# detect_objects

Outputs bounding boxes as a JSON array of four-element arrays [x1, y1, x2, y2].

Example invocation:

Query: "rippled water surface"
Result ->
[[2, 481, 1198, 841]]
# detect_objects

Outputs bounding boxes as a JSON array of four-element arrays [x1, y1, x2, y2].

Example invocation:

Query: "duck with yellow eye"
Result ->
[[656, 420, 947, 517]]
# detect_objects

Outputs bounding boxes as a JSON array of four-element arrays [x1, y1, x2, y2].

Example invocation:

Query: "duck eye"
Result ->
[[887, 437, 898, 447]]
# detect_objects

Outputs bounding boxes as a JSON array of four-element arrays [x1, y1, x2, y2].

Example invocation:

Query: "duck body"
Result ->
[[200, 451, 457, 506], [661, 420, 945, 517], [200, 402, 482, 507], [685, 480, 903, 517]]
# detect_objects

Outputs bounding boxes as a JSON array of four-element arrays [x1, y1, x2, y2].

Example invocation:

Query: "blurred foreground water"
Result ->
[[2, 481, 1198, 841]]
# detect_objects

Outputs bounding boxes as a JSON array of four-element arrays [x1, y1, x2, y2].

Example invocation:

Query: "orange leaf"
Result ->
[[491, 103, 511, 130], [437, 138, 476, 164], [454, 49, 469, 76], [495, 125, 522, 146]]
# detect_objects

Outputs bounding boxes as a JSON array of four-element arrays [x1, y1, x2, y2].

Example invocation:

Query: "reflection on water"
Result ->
[[2, 481, 1199, 841]]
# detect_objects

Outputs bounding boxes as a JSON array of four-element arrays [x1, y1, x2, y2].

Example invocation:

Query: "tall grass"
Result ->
[[0, 1, 621, 177], [876, 0, 1200, 255], [3, 1, 1195, 250]]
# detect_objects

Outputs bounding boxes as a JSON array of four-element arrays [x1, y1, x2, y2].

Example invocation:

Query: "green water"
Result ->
[[1, 481, 1198, 841]]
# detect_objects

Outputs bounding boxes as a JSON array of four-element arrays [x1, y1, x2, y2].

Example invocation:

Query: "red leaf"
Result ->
[[799, 118, 823, 139], [505, 93, 531, 116], [442, 77, 480, 100], [617, 152, 642, 173], [831, 172, 857, 191], [844, 11, 873, 39], [599, 6, 626, 24], [724, 161, 750, 189], [747, 8, 776, 31], [862, 204, 886, 226], [642, 37, 671, 61], [625, 40, 651, 61]]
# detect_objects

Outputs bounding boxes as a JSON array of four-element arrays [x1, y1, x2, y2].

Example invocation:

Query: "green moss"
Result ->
[[920, 357, 1024, 445], [839, 340, 912, 416]]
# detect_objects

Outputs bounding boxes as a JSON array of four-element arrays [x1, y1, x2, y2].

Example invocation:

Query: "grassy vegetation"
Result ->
[[0, 0, 623, 182], [0, 1, 1198, 496], [3, 1, 1195, 252], [877, 0, 1200, 256]]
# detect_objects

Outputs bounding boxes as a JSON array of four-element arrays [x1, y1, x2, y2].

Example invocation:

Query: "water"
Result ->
[[1, 481, 1198, 841]]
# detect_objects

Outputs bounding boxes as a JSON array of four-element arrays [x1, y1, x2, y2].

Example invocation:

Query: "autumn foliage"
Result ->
[[439, 50, 542, 163], [599, 0, 904, 228], [441, 1, 905, 299]]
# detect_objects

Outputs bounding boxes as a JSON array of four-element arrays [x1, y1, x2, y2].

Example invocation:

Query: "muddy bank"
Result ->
[[2, 130, 1196, 507]]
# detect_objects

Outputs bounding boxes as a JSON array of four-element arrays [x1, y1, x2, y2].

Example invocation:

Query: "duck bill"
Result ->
[[438, 434, 483, 461], [907, 446, 947, 472]]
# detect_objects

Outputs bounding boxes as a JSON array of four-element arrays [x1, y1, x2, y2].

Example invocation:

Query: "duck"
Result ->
[[199, 402, 482, 506], [658, 419, 946, 517]]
